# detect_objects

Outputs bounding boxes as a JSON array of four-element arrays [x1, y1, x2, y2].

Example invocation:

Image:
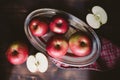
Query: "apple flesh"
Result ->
[[69, 32, 92, 57], [86, 6, 108, 29], [26, 52, 48, 73], [49, 16, 69, 34], [46, 36, 68, 58], [29, 19, 48, 37], [6, 42, 29, 65], [92, 6, 107, 24], [86, 14, 101, 29]]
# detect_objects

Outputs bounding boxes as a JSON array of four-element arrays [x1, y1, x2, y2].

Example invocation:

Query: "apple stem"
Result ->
[[12, 50, 18, 56], [80, 42, 87, 47], [56, 22, 62, 28], [33, 25, 38, 30], [55, 44, 61, 50]]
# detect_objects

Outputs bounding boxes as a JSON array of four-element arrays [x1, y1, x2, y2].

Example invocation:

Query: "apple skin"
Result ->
[[6, 42, 29, 65], [46, 36, 68, 58], [49, 16, 69, 34], [29, 19, 48, 37], [69, 32, 92, 57]]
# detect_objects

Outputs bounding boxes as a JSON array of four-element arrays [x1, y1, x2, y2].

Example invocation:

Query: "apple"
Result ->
[[69, 31, 92, 57], [6, 42, 29, 65], [49, 16, 69, 34], [29, 19, 48, 37], [26, 52, 48, 73], [46, 36, 68, 58], [86, 6, 108, 29]]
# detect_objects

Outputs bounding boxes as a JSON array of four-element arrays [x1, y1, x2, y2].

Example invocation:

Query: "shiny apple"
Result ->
[[49, 16, 69, 34], [26, 52, 48, 73], [69, 32, 92, 57], [6, 42, 29, 65], [46, 36, 68, 58], [29, 19, 48, 37]]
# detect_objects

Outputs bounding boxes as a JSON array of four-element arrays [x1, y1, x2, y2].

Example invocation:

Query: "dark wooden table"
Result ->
[[0, 0, 120, 80]]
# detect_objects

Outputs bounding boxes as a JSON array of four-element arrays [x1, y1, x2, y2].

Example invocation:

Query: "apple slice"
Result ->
[[26, 55, 37, 73], [36, 53, 48, 73], [86, 6, 108, 29], [86, 14, 101, 29], [92, 6, 108, 24], [26, 52, 48, 73]]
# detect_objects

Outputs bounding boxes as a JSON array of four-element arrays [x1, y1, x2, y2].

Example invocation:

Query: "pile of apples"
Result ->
[[28, 5, 108, 59], [29, 6, 107, 58], [5, 6, 107, 73], [28, 13, 92, 58]]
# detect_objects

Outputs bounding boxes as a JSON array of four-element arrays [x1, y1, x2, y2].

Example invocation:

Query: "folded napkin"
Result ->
[[53, 38, 120, 71]]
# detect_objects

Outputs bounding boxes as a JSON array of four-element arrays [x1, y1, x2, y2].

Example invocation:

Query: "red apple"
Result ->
[[29, 19, 48, 37], [69, 32, 92, 57], [6, 42, 29, 65], [46, 36, 68, 58], [49, 16, 69, 34]]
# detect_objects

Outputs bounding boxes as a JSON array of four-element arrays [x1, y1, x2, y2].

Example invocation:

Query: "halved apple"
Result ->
[[26, 52, 48, 73], [86, 6, 108, 29], [92, 6, 108, 24], [86, 14, 101, 29]]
